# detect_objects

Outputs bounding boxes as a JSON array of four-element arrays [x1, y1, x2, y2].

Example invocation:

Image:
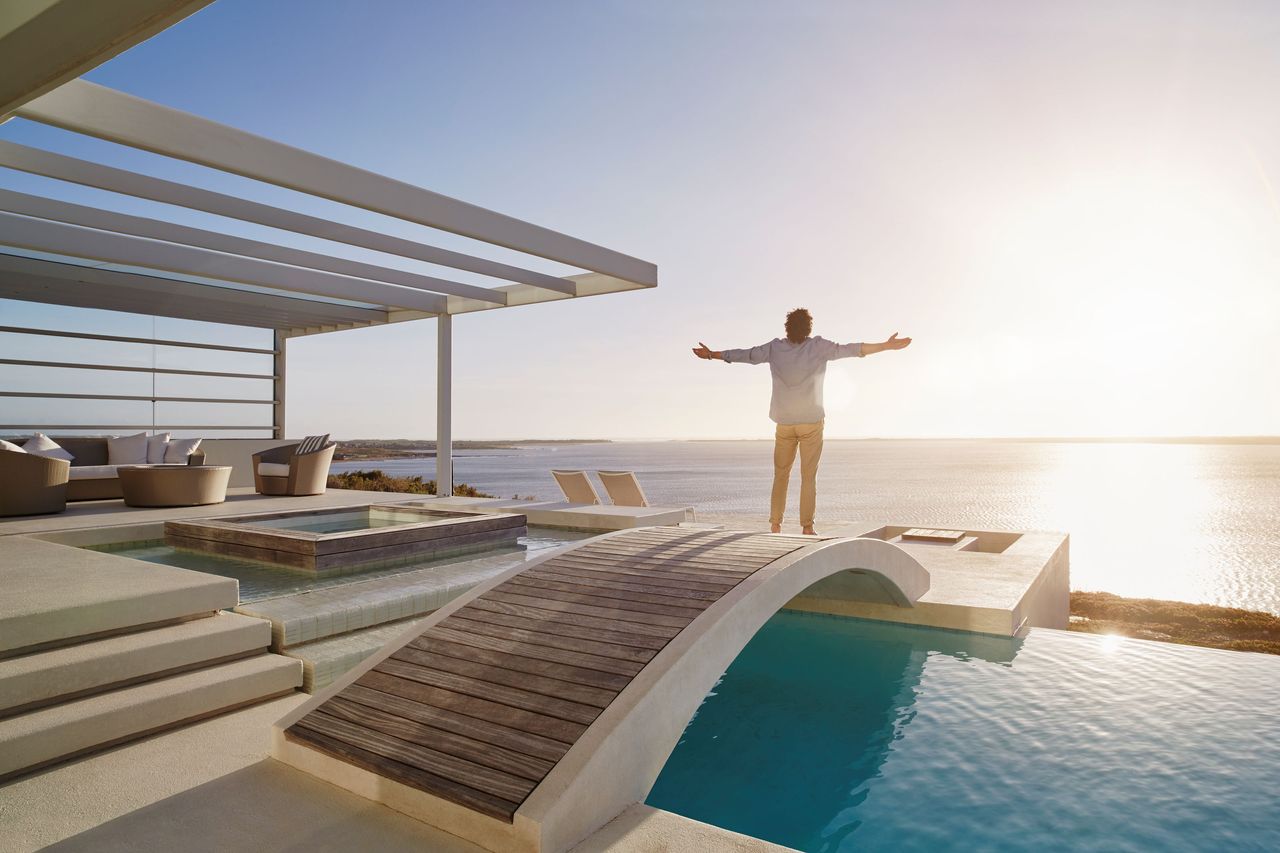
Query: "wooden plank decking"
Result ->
[[284, 527, 807, 822]]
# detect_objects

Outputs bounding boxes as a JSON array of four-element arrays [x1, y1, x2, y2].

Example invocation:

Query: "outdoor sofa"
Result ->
[[0, 435, 205, 503]]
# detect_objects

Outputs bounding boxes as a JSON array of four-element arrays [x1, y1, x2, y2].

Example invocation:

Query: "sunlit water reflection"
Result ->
[[333, 440, 1280, 614]]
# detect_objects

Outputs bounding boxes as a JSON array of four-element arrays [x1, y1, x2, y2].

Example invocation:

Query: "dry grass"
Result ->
[[1070, 591, 1280, 655], [326, 469, 492, 498]]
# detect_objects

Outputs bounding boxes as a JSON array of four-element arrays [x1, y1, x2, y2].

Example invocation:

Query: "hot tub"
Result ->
[[164, 504, 526, 574]]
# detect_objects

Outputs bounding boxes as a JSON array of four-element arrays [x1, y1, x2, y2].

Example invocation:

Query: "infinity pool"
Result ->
[[646, 612, 1280, 852]]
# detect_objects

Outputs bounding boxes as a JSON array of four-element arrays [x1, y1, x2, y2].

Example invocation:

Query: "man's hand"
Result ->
[[883, 332, 911, 350], [861, 332, 912, 356], [692, 342, 723, 361]]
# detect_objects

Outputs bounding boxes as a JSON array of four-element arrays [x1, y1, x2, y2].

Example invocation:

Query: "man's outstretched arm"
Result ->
[[859, 332, 912, 355], [692, 340, 771, 364]]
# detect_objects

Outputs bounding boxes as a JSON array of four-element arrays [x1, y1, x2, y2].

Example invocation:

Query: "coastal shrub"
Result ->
[[1070, 591, 1280, 655], [327, 469, 492, 497]]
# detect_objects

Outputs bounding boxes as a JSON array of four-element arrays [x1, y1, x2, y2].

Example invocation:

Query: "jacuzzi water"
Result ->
[[237, 506, 459, 534], [88, 525, 595, 602], [646, 612, 1280, 852]]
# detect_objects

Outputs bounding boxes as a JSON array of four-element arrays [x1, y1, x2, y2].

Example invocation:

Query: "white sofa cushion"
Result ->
[[24, 433, 75, 462], [164, 437, 202, 463], [69, 465, 120, 480], [0, 439, 26, 453], [257, 462, 291, 477], [146, 432, 172, 463], [108, 432, 149, 464]]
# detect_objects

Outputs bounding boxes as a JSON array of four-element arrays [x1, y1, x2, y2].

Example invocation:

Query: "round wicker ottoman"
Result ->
[[118, 465, 232, 507]]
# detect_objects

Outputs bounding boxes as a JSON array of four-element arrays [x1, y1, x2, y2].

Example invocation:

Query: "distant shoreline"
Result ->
[[337, 436, 1280, 447], [333, 438, 608, 462]]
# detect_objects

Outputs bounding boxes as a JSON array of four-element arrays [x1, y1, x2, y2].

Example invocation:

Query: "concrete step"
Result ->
[[0, 653, 301, 781], [237, 554, 518, 648], [1, 538, 238, 657], [0, 612, 272, 716], [283, 616, 430, 692]]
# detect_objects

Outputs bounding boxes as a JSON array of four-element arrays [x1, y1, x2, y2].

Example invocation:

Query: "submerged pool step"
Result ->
[[0, 611, 272, 716], [282, 616, 430, 692], [0, 653, 301, 781], [237, 555, 518, 649]]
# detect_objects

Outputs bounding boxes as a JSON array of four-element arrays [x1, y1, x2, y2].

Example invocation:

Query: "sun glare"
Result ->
[[1098, 633, 1125, 653], [978, 166, 1273, 436], [999, 172, 1252, 310]]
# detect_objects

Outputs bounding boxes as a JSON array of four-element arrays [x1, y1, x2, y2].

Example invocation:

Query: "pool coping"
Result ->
[[165, 504, 527, 572]]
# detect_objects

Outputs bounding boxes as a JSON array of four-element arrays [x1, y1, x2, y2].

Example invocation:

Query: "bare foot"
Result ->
[[770, 523, 782, 534], [802, 526, 817, 535]]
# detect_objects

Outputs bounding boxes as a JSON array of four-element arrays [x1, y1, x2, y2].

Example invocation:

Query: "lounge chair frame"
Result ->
[[252, 441, 337, 496]]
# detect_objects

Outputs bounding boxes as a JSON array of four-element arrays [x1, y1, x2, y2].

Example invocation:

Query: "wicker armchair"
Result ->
[[0, 450, 70, 516], [251, 441, 336, 496]]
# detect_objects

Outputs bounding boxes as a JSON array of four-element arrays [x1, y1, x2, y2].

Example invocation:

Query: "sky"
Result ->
[[2, 0, 1279, 440]]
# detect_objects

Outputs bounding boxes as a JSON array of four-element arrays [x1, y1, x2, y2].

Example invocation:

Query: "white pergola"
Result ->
[[0, 75, 656, 494]]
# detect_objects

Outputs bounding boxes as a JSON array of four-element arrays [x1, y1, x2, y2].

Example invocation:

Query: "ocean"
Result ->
[[332, 440, 1280, 615]]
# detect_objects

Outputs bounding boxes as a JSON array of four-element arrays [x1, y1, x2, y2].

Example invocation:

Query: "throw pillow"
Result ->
[[24, 433, 75, 462], [297, 434, 330, 455], [146, 432, 172, 464], [0, 439, 27, 453], [107, 432, 149, 465], [164, 437, 202, 463]]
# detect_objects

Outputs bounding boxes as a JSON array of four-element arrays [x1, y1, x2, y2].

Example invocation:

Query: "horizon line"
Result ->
[[332, 435, 1280, 444]]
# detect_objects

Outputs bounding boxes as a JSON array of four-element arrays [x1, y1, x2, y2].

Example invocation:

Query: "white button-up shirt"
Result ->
[[722, 336, 863, 424]]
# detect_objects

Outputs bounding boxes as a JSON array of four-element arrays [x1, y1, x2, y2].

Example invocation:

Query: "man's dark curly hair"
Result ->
[[785, 308, 813, 344]]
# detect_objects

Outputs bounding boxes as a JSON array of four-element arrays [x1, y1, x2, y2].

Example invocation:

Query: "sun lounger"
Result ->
[[597, 470, 649, 507], [551, 469, 602, 505]]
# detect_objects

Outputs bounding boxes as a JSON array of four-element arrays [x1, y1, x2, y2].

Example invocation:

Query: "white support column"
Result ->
[[436, 315, 452, 497], [273, 330, 287, 440]]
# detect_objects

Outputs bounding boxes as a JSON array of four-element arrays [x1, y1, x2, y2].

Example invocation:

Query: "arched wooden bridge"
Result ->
[[274, 526, 929, 852]]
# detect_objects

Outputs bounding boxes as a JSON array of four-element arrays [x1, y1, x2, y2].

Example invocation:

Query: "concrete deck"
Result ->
[[790, 522, 1069, 636], [0, 693, 788, 853]]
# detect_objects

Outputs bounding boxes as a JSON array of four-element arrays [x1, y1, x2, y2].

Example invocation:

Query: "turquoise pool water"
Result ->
[[646, 612, 1280, 852]]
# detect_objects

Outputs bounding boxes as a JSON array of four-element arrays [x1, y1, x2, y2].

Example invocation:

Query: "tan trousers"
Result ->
[[771, 421, 824, 528]]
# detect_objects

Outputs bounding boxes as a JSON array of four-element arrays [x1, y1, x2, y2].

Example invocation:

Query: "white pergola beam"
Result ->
[[0, 211, 446, 313], [0, 140, 577, 295], [0, 253, 386, 329], [0, 188, 507, 305], [0, 0, 215, 118], [16, 81, 658, 287], [444, 272, 649, 315]]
